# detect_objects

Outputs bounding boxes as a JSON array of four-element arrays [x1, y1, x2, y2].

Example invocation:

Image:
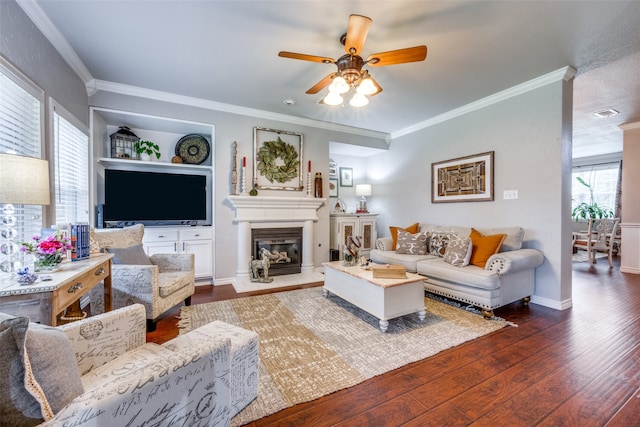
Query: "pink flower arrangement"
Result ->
[[21, 231, 72, 256]]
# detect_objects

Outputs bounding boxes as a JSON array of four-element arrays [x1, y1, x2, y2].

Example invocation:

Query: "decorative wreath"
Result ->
[[256, 137, 299, 183]]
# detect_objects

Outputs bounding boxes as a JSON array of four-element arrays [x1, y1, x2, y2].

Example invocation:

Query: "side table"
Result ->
[[0, 254, 113, 325]]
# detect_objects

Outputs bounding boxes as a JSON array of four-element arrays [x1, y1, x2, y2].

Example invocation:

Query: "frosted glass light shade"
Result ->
[[355, 184, 372, 197], [356, 78, 376, 95], [324, 91, 343, 106], [0, 153, 50, 205], [329, 76, 349, 94], [349, 93, 369, 107]]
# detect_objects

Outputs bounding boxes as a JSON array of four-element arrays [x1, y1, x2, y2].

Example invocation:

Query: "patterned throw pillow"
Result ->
[[429, 231, 454, 257], [389, 223, 420, 250], [395, 230, 429, 255], [443, 235, 473, 267]]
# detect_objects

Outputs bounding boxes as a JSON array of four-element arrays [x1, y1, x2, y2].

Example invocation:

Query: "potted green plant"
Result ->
[[134, 140, 161, 161], [571, 176, 614, 221]]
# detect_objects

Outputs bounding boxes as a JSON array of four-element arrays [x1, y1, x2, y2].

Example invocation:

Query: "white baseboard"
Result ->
[[530, 295, 573, 310]]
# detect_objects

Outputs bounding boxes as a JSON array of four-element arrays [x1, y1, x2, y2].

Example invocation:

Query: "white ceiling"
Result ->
[[21, 0, 640, 159]]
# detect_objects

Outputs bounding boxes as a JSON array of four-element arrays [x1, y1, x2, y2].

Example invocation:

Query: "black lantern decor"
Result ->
[[110, 126, 140, 159]]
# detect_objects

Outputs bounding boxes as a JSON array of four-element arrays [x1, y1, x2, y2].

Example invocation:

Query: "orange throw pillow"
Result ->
[[389, 223, 420, 250], [469, 228, 507, 268]]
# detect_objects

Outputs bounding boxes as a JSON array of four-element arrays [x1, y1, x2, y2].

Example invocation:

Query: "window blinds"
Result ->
[[53, 106, 89, 225], [0, 65, 45, 253]]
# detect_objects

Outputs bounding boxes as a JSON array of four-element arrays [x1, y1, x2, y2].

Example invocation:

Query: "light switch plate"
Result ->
[[503, 190, 519, 200]]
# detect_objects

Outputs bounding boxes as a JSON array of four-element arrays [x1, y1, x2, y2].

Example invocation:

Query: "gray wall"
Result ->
[[365, 79, 574, 308], [0, 1, 88, 126]]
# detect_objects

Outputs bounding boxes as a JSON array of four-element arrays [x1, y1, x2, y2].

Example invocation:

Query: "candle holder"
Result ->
[[306, 172, 313, 197], [240, 166, 249, 196]]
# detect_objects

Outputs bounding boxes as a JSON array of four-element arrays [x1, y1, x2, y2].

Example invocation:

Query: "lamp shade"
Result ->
[[355, 184, 372, 197], [0, 153, 50, 205]]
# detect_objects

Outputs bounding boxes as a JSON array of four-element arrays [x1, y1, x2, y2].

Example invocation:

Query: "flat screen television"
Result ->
[[104, 169, 210, 227]]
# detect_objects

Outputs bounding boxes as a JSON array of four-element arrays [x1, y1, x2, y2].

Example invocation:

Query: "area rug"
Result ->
[[178, 287, 510, 426], [572, 250, 608, 263]]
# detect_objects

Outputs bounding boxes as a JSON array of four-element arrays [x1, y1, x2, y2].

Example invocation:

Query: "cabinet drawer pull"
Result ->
[[68, 283, 83, 293], [95, 267, 105, 276]]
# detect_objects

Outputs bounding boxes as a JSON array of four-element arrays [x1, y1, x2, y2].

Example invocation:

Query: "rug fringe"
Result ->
[[426, 292, 518, 327]]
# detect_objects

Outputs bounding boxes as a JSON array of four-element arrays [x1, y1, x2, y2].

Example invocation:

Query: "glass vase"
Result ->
[[343, 253, 357, 266], [34, 253, 63, 272]]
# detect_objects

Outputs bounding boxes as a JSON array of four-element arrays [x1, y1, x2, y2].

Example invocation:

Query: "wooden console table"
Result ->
[[0, 254, 113, 325]]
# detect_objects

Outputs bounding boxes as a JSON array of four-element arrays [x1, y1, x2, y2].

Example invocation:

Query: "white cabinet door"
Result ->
[[142, 227, 214, 279], [330, 214, 378, 259], [143, 228, 178, 256], [145, 241, 177, 256], [183, 239, 213, 278], [358, 217, 378, 256]]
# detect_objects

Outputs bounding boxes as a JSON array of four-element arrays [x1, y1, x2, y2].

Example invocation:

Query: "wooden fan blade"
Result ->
[[278, 51, 335, 64], [344, 14, 372, 55], [306, 73, 337, 94], [366, 45, 427, 67]]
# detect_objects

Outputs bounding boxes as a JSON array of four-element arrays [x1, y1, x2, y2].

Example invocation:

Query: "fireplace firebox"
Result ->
[[251, 228, 302, 276]]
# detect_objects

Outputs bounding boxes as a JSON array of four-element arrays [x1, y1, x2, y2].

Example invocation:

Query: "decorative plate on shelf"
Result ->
[[175, 134, 210, 164]]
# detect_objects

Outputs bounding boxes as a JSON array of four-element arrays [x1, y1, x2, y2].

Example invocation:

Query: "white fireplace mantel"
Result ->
[[227, 195, 326, 279], [227, 195, 325, 222]]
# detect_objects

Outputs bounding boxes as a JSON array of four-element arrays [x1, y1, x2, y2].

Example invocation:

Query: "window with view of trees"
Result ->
[[571, 163, 619, 215]]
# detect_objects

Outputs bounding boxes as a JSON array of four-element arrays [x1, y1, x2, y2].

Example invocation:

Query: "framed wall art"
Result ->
[[339, 167, 353, 187], [329, 159, 337, 177], [431, 151, 494, 203], [329, 178, 339, 197], [253, 127, 303, 190]]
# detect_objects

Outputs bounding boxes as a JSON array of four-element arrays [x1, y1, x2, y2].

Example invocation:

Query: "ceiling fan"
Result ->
[[278, 14, 427, 107]]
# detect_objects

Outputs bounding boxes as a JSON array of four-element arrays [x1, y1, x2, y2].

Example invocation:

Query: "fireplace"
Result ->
[[252, 228, 302, 276], [226, 195, 324, 283]]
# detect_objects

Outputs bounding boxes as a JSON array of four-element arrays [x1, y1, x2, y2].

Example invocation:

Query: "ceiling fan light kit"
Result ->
[[278, 14, 427, 108], [324, 91, 344, 106], [349, 93, 369, 107]]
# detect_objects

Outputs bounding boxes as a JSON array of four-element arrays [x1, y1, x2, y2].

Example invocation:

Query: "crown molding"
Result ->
[[390, 66, 577, 140], [16, 0, 94, 86], [17, 1, 575, 144], [90, 79, 390, 140]]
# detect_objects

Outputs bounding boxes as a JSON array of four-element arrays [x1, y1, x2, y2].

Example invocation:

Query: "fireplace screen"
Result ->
[[252, 228, 302, 276]]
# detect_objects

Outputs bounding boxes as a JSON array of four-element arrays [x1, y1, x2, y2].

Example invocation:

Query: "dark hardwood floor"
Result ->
[[147, 257, 640, 426]]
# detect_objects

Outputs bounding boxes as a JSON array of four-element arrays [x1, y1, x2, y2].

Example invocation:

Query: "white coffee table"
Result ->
[[322, 261, 426, 332]]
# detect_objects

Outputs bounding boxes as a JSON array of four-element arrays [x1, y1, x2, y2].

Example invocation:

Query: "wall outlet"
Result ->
[[503, 189, 519, 200]]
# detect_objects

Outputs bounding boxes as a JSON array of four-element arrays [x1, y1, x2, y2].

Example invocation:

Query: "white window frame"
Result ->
[[49, 98, 90, 227], [0, 56, 46, 248], [571, 162, 620, 214]]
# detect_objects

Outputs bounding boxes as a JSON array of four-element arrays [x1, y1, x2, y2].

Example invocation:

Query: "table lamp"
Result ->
[[0, 153, 51, 273], [355, 184, 372, 213]]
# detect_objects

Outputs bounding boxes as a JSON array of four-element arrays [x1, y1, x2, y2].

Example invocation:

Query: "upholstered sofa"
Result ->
[[90, 224, 195, 331], [1, 304, 259, 426], [370, 223, 544, 318]]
